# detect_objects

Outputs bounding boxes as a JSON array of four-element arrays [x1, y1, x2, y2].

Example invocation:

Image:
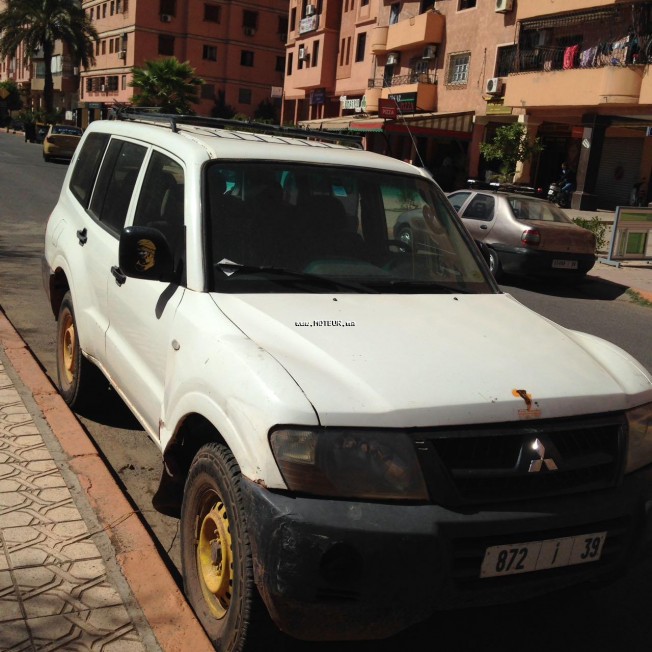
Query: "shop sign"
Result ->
[[340, 95, 363, 111], [87, 102, 104, 109], [299, 15, 318, 34], [486, 101, 512, 116], [378, 98, 397, 119], [310, 88, 325, 105], [387, 92, 416, 113]]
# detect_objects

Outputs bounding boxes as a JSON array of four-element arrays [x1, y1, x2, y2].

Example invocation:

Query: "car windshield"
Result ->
[[507, 197, 572, 223], [204, 161, 494, 294]]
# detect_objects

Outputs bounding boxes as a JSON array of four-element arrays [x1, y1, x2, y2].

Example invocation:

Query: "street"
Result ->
[[2, 130, 652, 651]]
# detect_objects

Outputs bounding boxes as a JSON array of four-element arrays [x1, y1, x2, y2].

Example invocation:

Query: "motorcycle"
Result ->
[[547, 182, 571, 208]]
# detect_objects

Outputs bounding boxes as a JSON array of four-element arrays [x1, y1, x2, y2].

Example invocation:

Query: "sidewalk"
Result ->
[[0, 309, 213, 652]]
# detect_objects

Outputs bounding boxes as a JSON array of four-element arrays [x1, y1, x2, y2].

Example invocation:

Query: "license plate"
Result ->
[[480, 531, 607, 578], [552, 259, 578, 269]]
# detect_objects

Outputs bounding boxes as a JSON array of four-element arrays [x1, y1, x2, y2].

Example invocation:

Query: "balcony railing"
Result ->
[[368, 72, 437, 88], [507, 33, 652, 76]]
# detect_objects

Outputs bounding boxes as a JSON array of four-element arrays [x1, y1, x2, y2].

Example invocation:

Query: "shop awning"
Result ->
[[397, 111, 474, 133], [348, 119, 386, 133], [298, 116, 352, 132]]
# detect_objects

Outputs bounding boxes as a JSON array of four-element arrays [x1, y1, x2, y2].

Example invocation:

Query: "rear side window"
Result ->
[[89, 139, 147, 235], [69, 132, 110, 207], [462, 195, 495, 222]]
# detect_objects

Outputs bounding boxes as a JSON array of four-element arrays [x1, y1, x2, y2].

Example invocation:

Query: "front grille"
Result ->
[[450, 517, 631, 589], [415, 414, 625, 506]]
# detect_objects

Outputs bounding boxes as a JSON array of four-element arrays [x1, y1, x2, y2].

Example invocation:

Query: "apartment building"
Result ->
[[283, 0, 519, 190], [79, 0, 288, 125], [504, 0, 652, 210], [0, 0, 289, 125], [283, 0, 652, 210]]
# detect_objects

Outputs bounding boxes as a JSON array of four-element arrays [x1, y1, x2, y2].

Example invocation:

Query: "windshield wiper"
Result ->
[[373, 279, 468, 294], [216, 260, 378, 293]]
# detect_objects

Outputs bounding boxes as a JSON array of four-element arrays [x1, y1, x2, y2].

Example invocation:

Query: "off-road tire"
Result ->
[[180, 443, 278, 652], [56, 291, 100, 408]]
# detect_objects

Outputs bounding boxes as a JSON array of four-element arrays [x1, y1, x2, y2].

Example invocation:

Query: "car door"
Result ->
[[459, 193, 497, 243], [104, 149, 186, 437], [69, 135, 145, 363]]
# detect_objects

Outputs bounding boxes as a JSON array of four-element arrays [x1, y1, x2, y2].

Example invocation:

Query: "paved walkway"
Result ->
[[0, 311, 213, 652]]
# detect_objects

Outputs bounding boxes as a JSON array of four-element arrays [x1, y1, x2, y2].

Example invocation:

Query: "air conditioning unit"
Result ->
[[485, 77, 503, 95], [298, 46, 308, 61], [305, 4, 316, 16], [422, 45, 437, 60], [243, 27, 256, 36], [160, 13, 172, 22], [495, 0, 514, 12], [117, 50, 126, 60], [386, 52, 399, 66]]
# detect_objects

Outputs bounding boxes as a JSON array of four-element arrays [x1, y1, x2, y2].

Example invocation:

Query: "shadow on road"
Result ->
[[500, 274, 629, 302]]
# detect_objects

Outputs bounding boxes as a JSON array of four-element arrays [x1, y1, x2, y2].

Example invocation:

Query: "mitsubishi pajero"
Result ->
[[43, 111, 652, 651]]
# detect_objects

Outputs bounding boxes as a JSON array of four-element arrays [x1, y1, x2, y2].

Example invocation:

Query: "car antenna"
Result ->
[[392, 99, 426, 168]]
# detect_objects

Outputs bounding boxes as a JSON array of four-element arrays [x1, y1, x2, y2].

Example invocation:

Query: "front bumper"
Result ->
[[495, 245, 596, 277], [242, 467, 652, 641]]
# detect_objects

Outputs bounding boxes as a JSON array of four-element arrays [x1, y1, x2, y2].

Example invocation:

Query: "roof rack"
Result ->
[[114, 107, 364, 149]]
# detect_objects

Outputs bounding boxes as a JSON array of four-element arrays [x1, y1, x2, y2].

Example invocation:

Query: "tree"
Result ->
[[129, 57, 204, 115], [0, 79, 22, 125], [479, 123, 544, 182], [0, 0, 97, 115]]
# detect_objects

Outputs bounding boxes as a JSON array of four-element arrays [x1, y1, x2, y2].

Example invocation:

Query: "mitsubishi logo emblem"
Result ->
[[528, 438, 559, 473]]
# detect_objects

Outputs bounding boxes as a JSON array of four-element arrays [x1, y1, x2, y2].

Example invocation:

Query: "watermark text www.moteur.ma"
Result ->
[[295, 320, 356, 327]]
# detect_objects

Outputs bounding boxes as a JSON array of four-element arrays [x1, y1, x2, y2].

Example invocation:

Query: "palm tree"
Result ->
[[0, 0, 97, 116], [129, 57, 204, 115]]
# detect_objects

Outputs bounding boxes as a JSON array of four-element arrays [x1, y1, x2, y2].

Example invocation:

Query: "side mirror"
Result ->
[[119, 226, 176, 282]]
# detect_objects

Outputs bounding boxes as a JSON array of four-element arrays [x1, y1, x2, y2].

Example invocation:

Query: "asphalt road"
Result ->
[[1, 130, 652, 651]]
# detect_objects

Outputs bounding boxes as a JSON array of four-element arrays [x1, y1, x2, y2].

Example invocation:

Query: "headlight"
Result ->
[[625, 402, 652, 473], [270, 428, 429, 501]]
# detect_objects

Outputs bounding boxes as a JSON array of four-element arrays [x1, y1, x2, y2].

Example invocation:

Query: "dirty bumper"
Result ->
[[242, 471, 652, 642]]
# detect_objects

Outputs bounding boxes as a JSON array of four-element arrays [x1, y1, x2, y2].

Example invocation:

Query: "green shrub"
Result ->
[[572, 216, 607, 252]]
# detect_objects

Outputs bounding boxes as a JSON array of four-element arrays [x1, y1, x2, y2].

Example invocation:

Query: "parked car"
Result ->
[[444, 189, 596, 280], [43, 112, 652, 652], [42, 124, 83, 161]]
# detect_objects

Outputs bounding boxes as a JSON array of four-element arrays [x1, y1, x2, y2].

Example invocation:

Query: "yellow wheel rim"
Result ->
[[197, 498, 233, 619], [61, 311, 75, 385]]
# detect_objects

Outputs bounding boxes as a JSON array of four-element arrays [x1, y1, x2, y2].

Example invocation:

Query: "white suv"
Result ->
[[43, 112, 652, 651]]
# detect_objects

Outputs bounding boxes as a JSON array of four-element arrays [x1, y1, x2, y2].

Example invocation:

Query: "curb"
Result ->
[[0, 308, 214, 652]]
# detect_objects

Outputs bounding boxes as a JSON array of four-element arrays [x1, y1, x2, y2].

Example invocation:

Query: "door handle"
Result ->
[[111, 266, 127, 286], [480, 225, 488, 230], [76, 228, 88, 245]]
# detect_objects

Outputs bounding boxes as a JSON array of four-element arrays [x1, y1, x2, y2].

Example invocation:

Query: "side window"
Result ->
[[134, 151, 185, 273], [461, 195, 495, 221], [69, 133, 110, 207], [89, 139, 147, 234], [448, 191, 470, 213]]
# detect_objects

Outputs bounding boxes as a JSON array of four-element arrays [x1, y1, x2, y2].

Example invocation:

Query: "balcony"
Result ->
[[368, 73, 437, 112], [504, 66, 644, 108], [371, 26, 388, 55], [385, 11, 444, 52], [517, 0, 619, 21]]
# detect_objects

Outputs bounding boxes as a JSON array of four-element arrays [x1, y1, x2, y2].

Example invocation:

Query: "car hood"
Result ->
[[214, 293, 652, 428]]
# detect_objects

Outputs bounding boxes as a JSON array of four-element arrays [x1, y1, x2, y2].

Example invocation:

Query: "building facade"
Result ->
[[504, 0, 652, 210], [282, 0, 520, 191], [1, 0, 289, 126], [283, 0, 652, 209]]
